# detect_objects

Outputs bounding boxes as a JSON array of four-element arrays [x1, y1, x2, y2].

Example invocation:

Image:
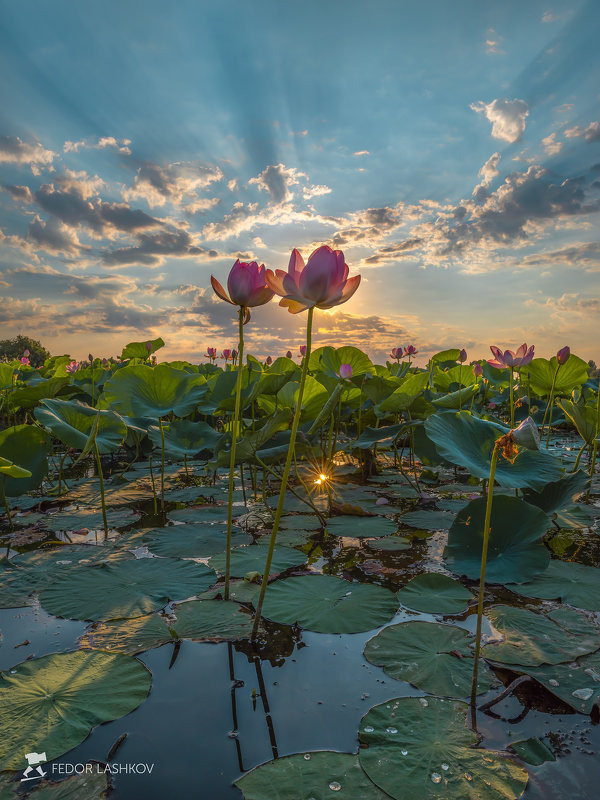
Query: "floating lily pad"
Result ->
[[358, 697, 528, 800], [509, 737, 556, 766], [279, 515, 323, 531], [508, 560, 600, 611], [40, 558, 216, 620], [42, 508, 140, 532], [364, 621, 494, 697], [400, 509, 456, 531], [270, 528, 316, 547], [445, 496, 550, 583], [366, 536, 411, 552], [143, 524, 251, 558], [482, 605, 600, 666], [171, 598, 253, 641], [199, 579, 261, 605], [260, 574, 398, 634], [235, 751, 390, 799], [209, 544, 306, 578], [324, 516, 397, 538], [0, 651, 151, 769], [265, 494, 327, 513], [80, 612, 174, 655], [397, 574, 473, 614], [167, 506, 232, 524], [515, 649, 600, 714]]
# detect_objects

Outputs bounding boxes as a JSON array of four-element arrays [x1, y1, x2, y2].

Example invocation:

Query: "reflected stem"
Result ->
[[94, 441, 108, 537], [225, 307, 245, 600]]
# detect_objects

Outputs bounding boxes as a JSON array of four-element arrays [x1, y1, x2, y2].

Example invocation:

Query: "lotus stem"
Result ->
[[542, 363, 561, 447], [1, 476, 13, 531], [252, 307, 314, 638], [94, 441, 109, 537], [470, 441, 500, 728], [224, 307, 245, 600], [588, 387, 600, 500], [508, 368, 514, 428], [159, 417, 166, 512], [573, 441, 587, 472], [149, 455, 158, 514]]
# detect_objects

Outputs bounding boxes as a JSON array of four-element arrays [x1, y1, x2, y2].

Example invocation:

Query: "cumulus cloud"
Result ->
[[248, 163, 309, 205], [470, 98, 530, 143], [564, 121, 600, 142], [302, 184, 332, 200], [472, 152, 501, 200], [27, 216, 84, 255], [63, 136, 132, 155], [2, 184, 33, 203], [353, 150, 370, 156], [0, 136, 56, 174], [101, 227, 207, 267], [123, 161, 224, 209], [541, 132, 563, 156]]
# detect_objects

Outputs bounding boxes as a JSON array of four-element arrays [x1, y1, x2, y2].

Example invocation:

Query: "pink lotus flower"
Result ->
[[221, 349, 232, 360], [488, 343, 534, 369], [266, 245, 361, 314], [286, 350, 292, 359], [337, 363, 353, 380], [390, 347, 403, 361], [404, 345, 418, 357], [19, 356, 30, 365], [459, 349, 467, 363], [211, 260, 274, 322], [299, 345, 307, 357], [556, 346, 570, 365], [23, 349, 30, 357], [66, 360, 79, 373], [205, 347, 217, 360], [473, 363, 484, 378]]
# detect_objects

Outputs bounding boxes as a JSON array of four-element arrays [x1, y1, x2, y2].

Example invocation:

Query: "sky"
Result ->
[[0, 0, 599, 365]]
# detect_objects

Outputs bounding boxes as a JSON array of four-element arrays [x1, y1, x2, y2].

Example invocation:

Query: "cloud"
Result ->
[[472, 152, 501, 200], [541, 11, 555, 23], [470, 98, 530, 143], [248, 163, 307, 204], [302, 184, 332, 200], [123, 161, 224, 209], [541, 132, 563, 156], [2, 184, 33, 203], [485, 28, 505, 55], [101, 227, 207, 267], [353, 150, 370, 156], [27, 216, 84, 255], [564, 121, 600, 141], [520, 241, 600, 270], [63, 136, 132, 155], [0, 136, 56, 174]]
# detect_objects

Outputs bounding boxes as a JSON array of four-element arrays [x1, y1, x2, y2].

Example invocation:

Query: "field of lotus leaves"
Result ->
[[1, 252, 600, 799]]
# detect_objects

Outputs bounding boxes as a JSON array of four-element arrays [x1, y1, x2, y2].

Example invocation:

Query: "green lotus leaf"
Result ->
[[170, 598, 253, 641], [260, 574, 398, 633], [121, 336, 165, 360], [557, 399, 598, 444], [236, 752, 390, 800], [482, 605, 600, 666], [103, 364, 207, 418], [259, 375, 328, 422], [377, 372, 430, 414], [40, 558, 216, 620], [433, 365, 478, 391], [358, 697, 528, 800], [147, 419, 221, 457], [364, 621, 494, 696], [521, 469, 589, 514], [143, 523, 251, 558], [0, 457, 31, 479], [209, 544, 306, 578], [42, 507, 140, 532], [397, 573, 473, 614], [79, 613, 173, 655], [167, 505, 231, 523], [0, 651, 151, 769], [349, 422, 406, 449], [400, 509, 456, 531], [509, 738, 555, 766], [279, 515, 322, 531], [308, 345, 375, 378], [515, 649, 600, 714], [324, 515, 398, 538], [0, 424, 52, 496], [265, 493, 326, 513], [424, 411, 563, 489], [366, 535, 411, 552], [432, 384, 479, 409], [527, 354, 589, 397], [508, 560, 600, 611], [445, 495, 550, 583], [7, 377, 71, 411]]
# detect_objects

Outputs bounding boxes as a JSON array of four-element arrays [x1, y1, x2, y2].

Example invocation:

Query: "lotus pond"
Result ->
[[1, 332, 599, 800]]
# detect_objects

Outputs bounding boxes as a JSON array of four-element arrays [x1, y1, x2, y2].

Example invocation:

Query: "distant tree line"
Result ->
[[0, 335, 50, 368]]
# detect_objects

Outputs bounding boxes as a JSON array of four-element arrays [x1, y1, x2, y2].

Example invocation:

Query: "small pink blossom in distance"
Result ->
[[211, 260, 274, 318], [266, 245, 361, 314], [337, 363, 353, 380], [66, 360, 79, 373], [459, 349, 467, 363], [473, 363, 484, 377], [205, 347, 217, 360], [286, 350, 292, 359], [488, 343, 534, 369], [221, 349, 232, 360], [404, 345, 418, 357], [23, 349, 30, 357], [556, 346, 570, 365], [299, 345, 307, 357], [390, 347, 403, 360], [489, 401, 497, 409], [19, 356, 30, 365]]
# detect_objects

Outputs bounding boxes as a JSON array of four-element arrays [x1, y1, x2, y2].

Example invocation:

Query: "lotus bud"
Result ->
[[266, 356, 272, 366], [338, 363, 353, 380], [556, 346, 570, 366], [286, 350, 292, 359], [146, 341, 152, 352], [299, 345, 307, 357], [459, 349, 467, 363], [473, 363, 483, 377], [23, 349, 30, 357], [511, 417, 540, 451]]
